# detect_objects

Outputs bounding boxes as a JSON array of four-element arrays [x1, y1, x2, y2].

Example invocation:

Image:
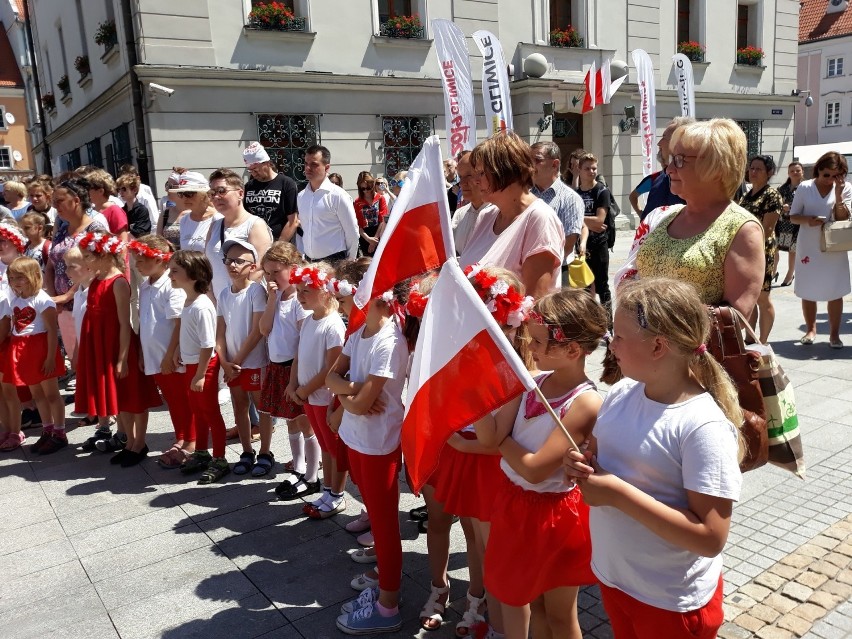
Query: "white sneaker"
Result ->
[[350, 569, 379, 592]]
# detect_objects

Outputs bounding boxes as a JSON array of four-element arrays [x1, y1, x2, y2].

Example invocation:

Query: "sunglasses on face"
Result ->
[[223, 257, 254, 267], [208, 187, 240, 197], [176, 192, 197, 199], [390, 179, 405, 187]]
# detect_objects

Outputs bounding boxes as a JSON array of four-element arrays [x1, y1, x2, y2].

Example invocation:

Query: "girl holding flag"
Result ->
[[474, 288, 607, 639]]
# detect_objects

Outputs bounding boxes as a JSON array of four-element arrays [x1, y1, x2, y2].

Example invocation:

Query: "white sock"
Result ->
[[304, 434, 321, 483], [321, 491, 345, 512], [288, 432, 305, 474], [311, 486, 331, 508]]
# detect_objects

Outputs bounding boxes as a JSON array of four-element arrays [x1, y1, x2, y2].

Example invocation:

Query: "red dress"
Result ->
[[75, 274, 161, 416]]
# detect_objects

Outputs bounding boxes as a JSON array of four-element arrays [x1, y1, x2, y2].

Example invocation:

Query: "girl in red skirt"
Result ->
[[0, 222, 27, 452], [4, 256, 65, 455], [475, 288, 608, 639], [129, 236, 195, 469], [75, 232, 161, 466]]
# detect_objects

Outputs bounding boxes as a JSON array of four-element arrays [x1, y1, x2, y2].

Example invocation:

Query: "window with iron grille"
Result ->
[[382, 116, 432, 177], [0, 147, 12, 169], [86, 138, 103, 168], [62, 148, 81, 172], [735, 119, 762, 158], [0, 106, 6, 131], [110, 123, 132, 175], [256, 113, 320, 188]]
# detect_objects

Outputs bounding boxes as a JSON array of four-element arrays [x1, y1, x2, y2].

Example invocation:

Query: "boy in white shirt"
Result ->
[[216, 239, 272, 477]]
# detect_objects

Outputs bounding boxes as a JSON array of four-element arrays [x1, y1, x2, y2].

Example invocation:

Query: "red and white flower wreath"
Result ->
[[463, 263, 533, 327], [0, 223, 27, 254], [76, 231, 127, 256], [325, 278, 357, 297], [289, 266, 329, 289], [405, 282, 429, 318], [127, 239, 172, 261]]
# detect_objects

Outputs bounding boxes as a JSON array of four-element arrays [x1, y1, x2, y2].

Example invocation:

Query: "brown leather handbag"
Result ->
[[706, 306, 769, 472]]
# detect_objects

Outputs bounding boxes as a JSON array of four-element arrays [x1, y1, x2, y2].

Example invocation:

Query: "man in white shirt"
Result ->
[[531, 141, 584, 270], [296, 145, 359, 262], [451, 151, 496, 254]]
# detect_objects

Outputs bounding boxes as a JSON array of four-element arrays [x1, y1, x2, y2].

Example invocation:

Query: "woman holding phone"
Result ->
[[789, 151, 852, 348]]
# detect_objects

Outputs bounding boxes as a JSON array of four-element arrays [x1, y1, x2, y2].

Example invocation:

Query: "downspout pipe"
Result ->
[[119, 0, 151, 183], [23, 0, 51, 174]]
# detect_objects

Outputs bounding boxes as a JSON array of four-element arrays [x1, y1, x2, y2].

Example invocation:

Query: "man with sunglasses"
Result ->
[[297, 145, 359, 263], [242, 142, 299, 242]]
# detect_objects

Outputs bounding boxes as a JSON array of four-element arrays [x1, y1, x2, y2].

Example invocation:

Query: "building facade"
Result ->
[[0, 0, 35, 182], [795, 0, 852, 165], [21, 0, 800, 218]]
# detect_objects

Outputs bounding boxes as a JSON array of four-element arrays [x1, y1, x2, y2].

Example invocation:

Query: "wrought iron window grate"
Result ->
[[257, 114, 321, 188], [381, 116, 433, 177]]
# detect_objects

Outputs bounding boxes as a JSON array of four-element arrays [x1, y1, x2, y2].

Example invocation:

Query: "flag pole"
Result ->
[[533, 385, 582, 453]]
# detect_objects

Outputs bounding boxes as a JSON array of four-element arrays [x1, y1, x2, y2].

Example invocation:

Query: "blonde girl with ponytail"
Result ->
[[566, 277, 743, 639]]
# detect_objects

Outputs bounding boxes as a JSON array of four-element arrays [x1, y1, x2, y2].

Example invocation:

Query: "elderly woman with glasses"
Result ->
[[737, 155, 784, 343], [173, 171, 220, 252], [616, 118, 765, 318], [156, 168, 187, 247], [203, 168, 272, 300], [789, 151, 852, 348]]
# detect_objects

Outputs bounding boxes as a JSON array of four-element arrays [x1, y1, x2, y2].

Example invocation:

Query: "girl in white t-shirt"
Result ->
[[566, 278, 744, 639], [129, 236, 194, 469], [283, 264, 346, 516], [0, 224, 27, 452], [5, 257, 67, 454], [327, 283, 410, 635], [258, 243, 318, 496], [169, 250, 229, 485], [475, 288, 607, 639]]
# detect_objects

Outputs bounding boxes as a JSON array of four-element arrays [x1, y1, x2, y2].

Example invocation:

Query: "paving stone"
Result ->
[[789, 548, 824, 563], [835, 542, 852, 558], [740, 583, 773, 602], [751, 603, 782, 623], [0, 560, 89, 614], [69, 505, 194, 558], [757, 571, 790, 590], [823, 552, 851, 569], [777, 612, 813, 637], [783, 582, 815, 602], [809, 560, 842, 578], [811, 535, 841, 550], [772, 564, 804, 580], [835, 570, 852, 586], [766, 593, 799, 614], [756, 626, 795, 639], [808, 591, 843, 611], [736, 614, 767, 632], [797, 571, 830, 589], [726, 593, 758, 610], [719, 621, 754, 639], [793, 602, 830, 623], [0, 536, 78, 579], [0, 584, 113, 638], [822, 580, 852, 599]]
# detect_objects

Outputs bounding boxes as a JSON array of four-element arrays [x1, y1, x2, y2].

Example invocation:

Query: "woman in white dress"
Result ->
[[789, 152, 852, 348]]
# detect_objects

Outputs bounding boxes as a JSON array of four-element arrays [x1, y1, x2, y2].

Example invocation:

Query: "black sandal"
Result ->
[[251, 452, 275, 477], [277, 474, 321, 500], [233, 451, 256, 475], [409, 505, 429, 521]]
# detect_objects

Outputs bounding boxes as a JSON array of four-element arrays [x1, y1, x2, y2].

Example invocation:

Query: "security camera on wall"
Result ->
[[148, 83, 174, 97]]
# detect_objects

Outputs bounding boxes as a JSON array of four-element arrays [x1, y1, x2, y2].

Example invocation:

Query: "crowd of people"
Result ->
[[0, 122, 850, 639]]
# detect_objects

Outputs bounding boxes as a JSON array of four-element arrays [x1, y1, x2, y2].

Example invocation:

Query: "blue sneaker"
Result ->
[[336, 602, 402, 635], [340, 586, 379, 614]]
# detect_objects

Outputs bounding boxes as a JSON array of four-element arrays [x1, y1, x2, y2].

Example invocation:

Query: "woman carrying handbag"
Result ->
[[789, 152, 852, 348]]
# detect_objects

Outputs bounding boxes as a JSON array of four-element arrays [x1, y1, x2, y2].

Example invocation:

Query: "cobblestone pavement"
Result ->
[[1, 231, 851, 638]]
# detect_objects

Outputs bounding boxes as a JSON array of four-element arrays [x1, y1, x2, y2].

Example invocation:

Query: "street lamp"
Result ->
[[792, 89, 814, 107]]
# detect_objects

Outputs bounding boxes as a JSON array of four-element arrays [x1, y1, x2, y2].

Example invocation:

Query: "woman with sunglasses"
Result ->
[[615, 119, 764, 319], [175, 172, 220, 253], [789, 152, 852, 348], [354, 172, 387, 256], [157, 169, 187, 248]]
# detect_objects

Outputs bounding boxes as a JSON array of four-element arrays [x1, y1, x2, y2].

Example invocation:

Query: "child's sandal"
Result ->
[[455, 591, 487, 637], [419, 580, 451, 631], [251, 452, 275, 477], [232, 451, 256, 475]]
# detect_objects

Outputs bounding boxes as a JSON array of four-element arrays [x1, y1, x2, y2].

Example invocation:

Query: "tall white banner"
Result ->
[[472, 30, 513, 135], [672, 53, 696, 118], [632, 49, 657, 177], [433, 20, 477, 158]]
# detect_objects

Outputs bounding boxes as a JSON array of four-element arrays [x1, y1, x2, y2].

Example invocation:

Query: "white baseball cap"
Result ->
[[174, 171, 210, 193], [222, 238, 258, 263], [243, 142, 271, 166]]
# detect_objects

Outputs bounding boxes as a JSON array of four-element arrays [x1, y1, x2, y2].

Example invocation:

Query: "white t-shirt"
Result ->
[[268, 290, 310, 363], [139, 272, 186, 375], [590, 378, 742, 612], [460, 199, 564, 288], [296, 312, 345, 405], [73, 283, 89, 341], [180, 211, 223, 253], [452, 202, 495, 255], [205, 216, 272, 299], [216, 281, 268, 370], [0, 268, 10, 320], [179, 295, 217, 365], [338, 321, 409, 456], [10, 289, 55, 336]]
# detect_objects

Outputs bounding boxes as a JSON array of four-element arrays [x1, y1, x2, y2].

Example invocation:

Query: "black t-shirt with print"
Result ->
[[575, 182, 612, 247], [243, 173, 298, 239]]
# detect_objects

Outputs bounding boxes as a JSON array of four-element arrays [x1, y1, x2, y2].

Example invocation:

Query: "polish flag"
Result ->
[[401, 259, 536, 492], [351, 135, 455, 334], [582, 58, 625, 113]]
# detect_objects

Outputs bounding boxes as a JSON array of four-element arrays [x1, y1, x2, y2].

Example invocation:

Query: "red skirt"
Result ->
[[430, 432, 502, 522], [484, 473, 595, 607], [259, 361, 304, 419], [0, 337, 10, 381], [7, 333, 65, 386]]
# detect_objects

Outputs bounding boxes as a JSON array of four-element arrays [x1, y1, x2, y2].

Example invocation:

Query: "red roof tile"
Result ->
[[800, 0, 852, 43], [0, 27, 23, 88]]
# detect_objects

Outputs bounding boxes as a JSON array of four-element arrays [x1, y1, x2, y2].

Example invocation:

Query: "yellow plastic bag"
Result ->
[[567, 256, 595, 289]]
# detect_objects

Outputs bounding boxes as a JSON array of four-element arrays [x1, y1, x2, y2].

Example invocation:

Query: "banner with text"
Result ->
[[672, 53, 696, 118], [472, 30, 513, 135], [632, 49, 657, 177], [433, 20, 476, 158]]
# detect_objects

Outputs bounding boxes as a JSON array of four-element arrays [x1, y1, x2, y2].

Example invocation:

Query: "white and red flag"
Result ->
[[582, 58, 625, 113], [401, 259, 536, 492], [350, 135, 454, 333]]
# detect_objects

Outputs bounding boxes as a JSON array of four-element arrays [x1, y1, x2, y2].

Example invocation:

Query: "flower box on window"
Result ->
[[736, 46, 764, 66], [678, 41, 705, 63], [74, 55, 91, 79], [94, 19, 118, 53], [41, 92, 56, 111], [57, 75, 71, 99], [379, 14, 424, 39], [247, 2, 306, 31], [550, 26, 584, 48]]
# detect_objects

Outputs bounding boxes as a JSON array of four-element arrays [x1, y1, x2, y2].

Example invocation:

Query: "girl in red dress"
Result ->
[[5, 257, 67, 455], [75, 232, 161, 467], [0, 223, 28, 452]]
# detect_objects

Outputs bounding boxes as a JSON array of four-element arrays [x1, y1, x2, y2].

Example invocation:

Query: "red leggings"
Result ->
[[185, 358, 226, 458], [305, 402, 349, 471], [347, 447, 402, 593], [599, 575, 724, 639], [153, 371, 195, 442]]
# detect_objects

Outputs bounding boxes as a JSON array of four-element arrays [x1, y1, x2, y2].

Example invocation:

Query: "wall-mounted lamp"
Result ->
[[619, 105, 638, 133], [792, 89, 814, 107], [538, 101, 555, 132]]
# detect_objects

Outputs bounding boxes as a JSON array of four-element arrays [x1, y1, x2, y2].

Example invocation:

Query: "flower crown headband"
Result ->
[[0, 224, 27, 254], [127, 239, 172, 262], [464, 263, 533, 328], [289, 266, 330, 289], [405, 282, 429, 319], [76, 231, 127, 256], [325, 278, 357, 297]]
